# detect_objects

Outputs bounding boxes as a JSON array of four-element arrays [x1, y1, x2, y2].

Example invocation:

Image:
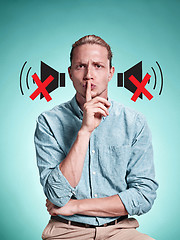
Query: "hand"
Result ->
[[46, 199, 77, 216], [81, 81, 110, 133]]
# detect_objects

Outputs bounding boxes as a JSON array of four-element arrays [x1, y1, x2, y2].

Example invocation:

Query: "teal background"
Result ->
[[0, 0, 179, 239]]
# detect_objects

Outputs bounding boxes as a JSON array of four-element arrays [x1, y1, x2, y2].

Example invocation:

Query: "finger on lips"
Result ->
[[85, 81, 111, 113], [86, 81, 92, 102]]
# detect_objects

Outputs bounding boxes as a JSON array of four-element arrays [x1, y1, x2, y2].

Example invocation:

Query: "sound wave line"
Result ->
[[26, 67, 32, 89], [151, 67, 157, 89], [20, 61, 27, 95], [156, 61, 163, 95]]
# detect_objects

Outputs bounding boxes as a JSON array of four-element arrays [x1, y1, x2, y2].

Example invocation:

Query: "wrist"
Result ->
[[73, 199, 82, 215], [78, 127, 92, 137], [70, 199, 80, 215]]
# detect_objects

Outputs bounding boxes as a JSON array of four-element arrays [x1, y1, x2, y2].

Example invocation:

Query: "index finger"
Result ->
[[86, 81, 92, 102]]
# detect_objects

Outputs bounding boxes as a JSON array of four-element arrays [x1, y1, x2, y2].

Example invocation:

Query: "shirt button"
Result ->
[[92, 171, 96, 175], [92, 150, 95, 154], [94, 194, 97, 198]]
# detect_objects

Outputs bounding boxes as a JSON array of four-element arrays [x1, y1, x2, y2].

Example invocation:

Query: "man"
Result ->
[[34, 35, 158, 240]]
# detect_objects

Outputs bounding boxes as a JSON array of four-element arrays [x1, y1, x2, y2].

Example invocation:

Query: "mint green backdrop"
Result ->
[[1, 0, 179, 239]]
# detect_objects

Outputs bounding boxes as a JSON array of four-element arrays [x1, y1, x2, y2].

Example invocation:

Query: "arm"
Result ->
[[35, 81, 110, 207], [34, 114, 76, 207], [59, 81, 110, 187], [46, 194, 128, 217], [118, 113, 159, 216]]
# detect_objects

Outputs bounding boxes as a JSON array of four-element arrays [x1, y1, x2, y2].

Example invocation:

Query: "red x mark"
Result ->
[[129, 73, 153, 102], [30, 73, 54, 102]]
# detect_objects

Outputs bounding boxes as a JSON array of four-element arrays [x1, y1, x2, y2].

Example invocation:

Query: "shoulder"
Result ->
[[110, 99, 147, 126], [36, 99, 73, 126]]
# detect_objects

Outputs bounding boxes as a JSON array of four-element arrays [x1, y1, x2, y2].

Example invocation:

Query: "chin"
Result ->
[[93, 89, 107, 98], [91, 94, 99, 99]]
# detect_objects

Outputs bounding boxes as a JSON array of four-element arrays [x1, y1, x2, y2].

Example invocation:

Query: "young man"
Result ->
[[34, 35, 158, 240]]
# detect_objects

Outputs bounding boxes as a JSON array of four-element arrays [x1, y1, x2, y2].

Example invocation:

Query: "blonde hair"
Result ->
[[70, 35, 113, 68]]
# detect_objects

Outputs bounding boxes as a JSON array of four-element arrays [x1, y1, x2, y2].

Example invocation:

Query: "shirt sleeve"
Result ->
[[118, 113, 159, 216], [34, 114, 76, 207]]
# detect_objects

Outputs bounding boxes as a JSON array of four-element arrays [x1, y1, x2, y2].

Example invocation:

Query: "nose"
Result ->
[[83, 65, 93, 80]]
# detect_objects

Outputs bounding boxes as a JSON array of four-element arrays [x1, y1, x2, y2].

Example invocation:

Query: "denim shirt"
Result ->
[[34, 95, 158, 226]]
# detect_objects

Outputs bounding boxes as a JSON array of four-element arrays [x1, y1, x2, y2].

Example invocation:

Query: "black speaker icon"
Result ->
[[40, 61, 65, 99], [117, 61, 143, 99], [19, 61, 65, 101], [117, 61, 163, 100]]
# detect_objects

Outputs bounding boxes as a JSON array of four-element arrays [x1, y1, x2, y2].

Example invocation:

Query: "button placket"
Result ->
[[89, 132, 98, 200]]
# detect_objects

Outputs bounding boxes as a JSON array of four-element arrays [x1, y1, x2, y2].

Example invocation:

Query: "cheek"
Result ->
[[74, 79, 82, 86], [72, 78, 83, 90], [73, 70, 84, 78], [73, 74, 83, 84], [99, 73, 110, 84], [97, 70, 109, 79]]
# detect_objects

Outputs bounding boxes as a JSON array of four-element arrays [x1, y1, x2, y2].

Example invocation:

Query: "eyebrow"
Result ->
[[75, 61, 105, 65]]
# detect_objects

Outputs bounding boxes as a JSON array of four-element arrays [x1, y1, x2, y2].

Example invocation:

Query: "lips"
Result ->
[[83, 82, 96, 89], [90, 84, 96, 90]]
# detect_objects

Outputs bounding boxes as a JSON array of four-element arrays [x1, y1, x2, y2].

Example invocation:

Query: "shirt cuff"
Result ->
[[118, 189, 141, 216], [45, 164, 76, 207]]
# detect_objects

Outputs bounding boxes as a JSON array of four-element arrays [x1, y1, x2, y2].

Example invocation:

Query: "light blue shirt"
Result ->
[[34, 95, 158, 226]]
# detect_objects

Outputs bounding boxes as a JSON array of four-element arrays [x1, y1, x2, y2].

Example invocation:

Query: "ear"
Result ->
[[68, 66, 72, 81], [108, 66, 115, 82]]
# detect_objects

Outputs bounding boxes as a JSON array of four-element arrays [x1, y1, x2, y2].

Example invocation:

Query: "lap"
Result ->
[[42, 219, 95, 240], [42, 218, 155, 240], [107, 228, 155, 240], [96, 218, 155, 240]]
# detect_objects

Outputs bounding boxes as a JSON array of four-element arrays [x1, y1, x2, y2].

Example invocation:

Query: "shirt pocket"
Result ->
[[98, 145, 131, 178]]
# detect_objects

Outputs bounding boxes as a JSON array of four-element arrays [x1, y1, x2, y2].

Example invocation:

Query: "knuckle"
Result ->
[[85, 106, 89, 111], [97, 102, 101, 107], [98, 103, 105, 109], [84, 104, 88, 110]]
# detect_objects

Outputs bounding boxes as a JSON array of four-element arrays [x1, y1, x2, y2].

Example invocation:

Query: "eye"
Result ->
[[95, 64, 102, 68], [76, 64, 85, 69]]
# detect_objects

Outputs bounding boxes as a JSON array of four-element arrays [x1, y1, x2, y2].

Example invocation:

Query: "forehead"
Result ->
[[72, 44, 109, 63]]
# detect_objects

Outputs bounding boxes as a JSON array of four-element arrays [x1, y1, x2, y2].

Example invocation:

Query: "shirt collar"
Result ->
[[70, 94, 113, 121], [70, 95, 84, 120]]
